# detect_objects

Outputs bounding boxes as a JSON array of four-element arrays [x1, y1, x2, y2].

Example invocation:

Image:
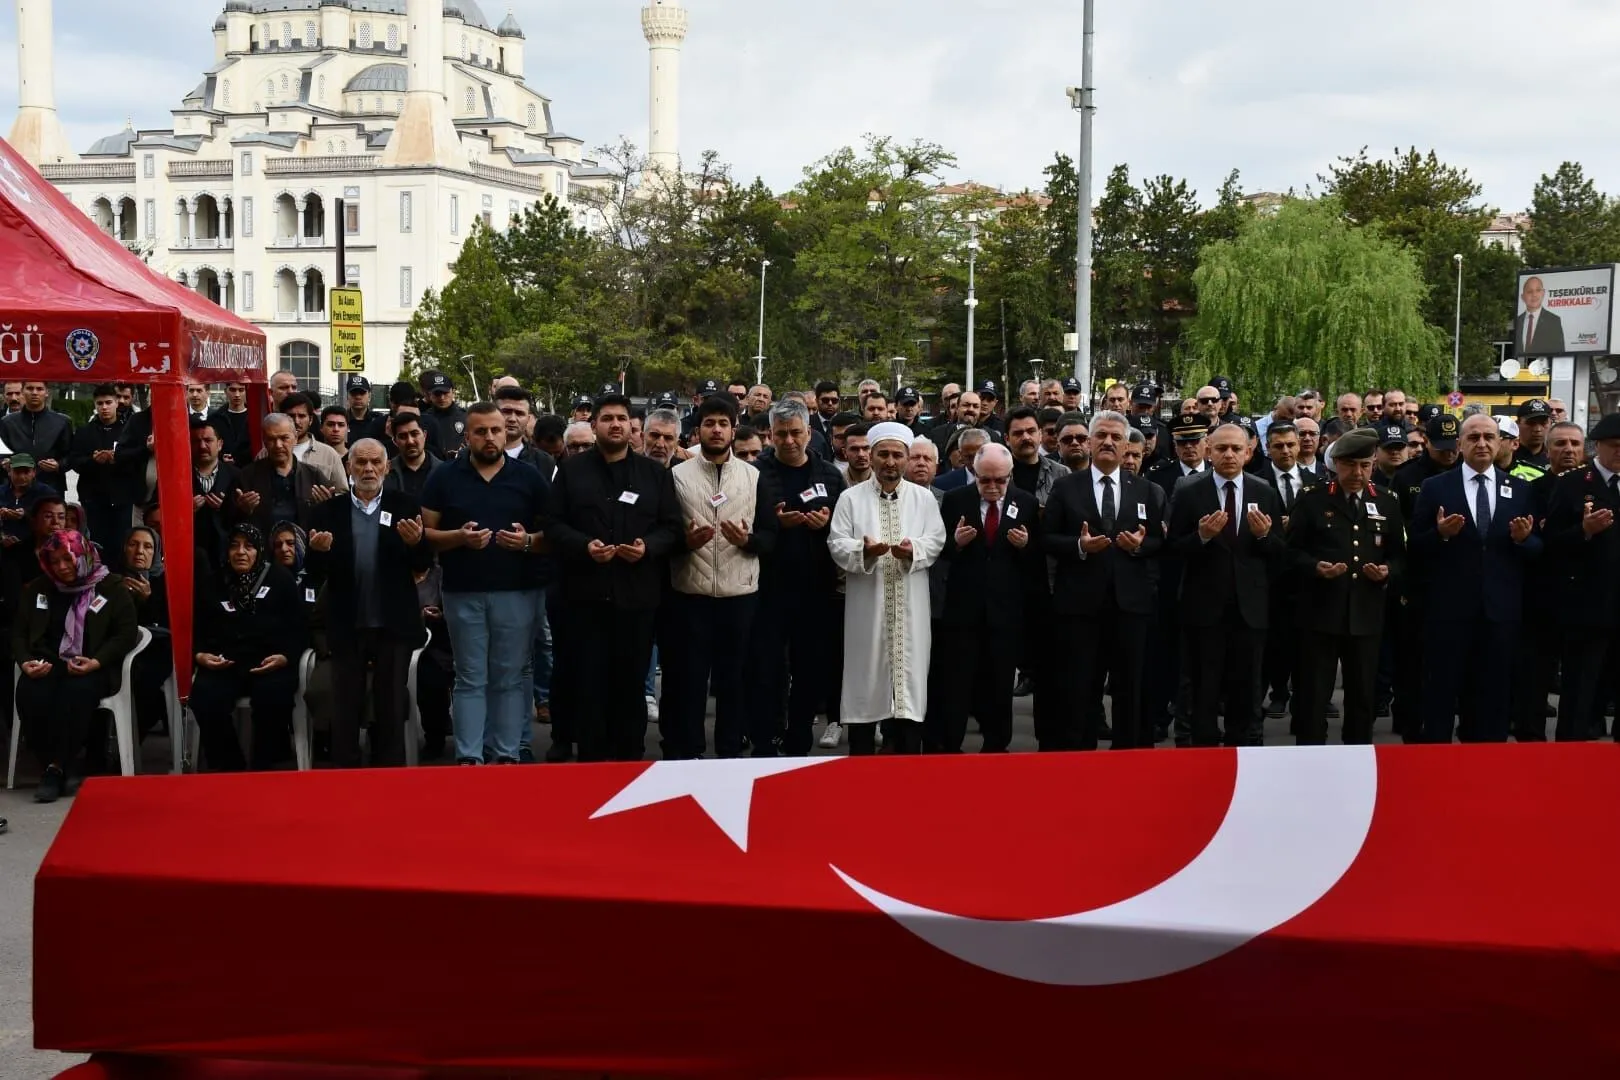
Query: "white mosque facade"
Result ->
[[5, 0, 689, 395]]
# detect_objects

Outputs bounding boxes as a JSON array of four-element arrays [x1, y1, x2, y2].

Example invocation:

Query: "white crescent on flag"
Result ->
[[832, 745, 1378, 986]]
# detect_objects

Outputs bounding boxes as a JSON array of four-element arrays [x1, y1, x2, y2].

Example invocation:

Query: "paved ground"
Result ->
[[0, 688, 1417, 1077]]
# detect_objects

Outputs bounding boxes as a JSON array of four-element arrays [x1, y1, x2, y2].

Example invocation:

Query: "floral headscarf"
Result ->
[[37, 530, 110, 658], [224, 524, 271, 615]]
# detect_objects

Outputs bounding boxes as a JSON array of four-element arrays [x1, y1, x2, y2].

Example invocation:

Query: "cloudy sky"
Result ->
[[3, 0, 1618, 211]]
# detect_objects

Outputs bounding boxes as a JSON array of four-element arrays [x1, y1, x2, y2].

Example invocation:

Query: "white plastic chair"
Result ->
[[7, 626, 153, 789], [182, 648, 316, 772], [403, 628, 431, 767]]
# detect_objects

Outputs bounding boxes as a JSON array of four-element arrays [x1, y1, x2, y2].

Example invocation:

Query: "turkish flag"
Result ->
[[35, 747, 1620, 1076]]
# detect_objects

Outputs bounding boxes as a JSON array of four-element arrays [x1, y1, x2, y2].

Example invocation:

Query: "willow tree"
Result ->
[[1186, 198, 1446, 404]]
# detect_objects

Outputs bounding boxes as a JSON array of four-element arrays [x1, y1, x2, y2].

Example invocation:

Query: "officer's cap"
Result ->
[[1334, 428, 1381, 461], [1591, 413, 1620, 442]]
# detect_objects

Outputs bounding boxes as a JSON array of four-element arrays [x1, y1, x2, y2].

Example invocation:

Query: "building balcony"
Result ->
[[176, 237, 233, 251], [263, 155, 379, 176], [471, 162, 547, 194], [40, 161, 136, 182], [168, 160, 234, 180]]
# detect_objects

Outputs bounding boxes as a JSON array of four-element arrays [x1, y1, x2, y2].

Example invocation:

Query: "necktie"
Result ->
[[984, 499, 1000, 546], [1525, 313, 1536, 351], [1224, 480, 1238, 542], [1100, 475, 1116, 534], [1474, 474, 1492, 536], [1280, 471, 1295, 509], [1610, 474, 1619, 502]]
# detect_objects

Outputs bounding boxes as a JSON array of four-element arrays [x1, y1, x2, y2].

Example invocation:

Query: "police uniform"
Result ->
[[1144, 416, 1211, 742], [976, 380, 1006, 439], [1513, 399, 1554, 472], [1285, 429, 1406, 744], [1387, 413, 1461, 742]]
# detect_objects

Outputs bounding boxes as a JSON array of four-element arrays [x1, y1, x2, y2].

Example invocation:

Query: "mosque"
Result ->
[[5, 0, 689, 393]]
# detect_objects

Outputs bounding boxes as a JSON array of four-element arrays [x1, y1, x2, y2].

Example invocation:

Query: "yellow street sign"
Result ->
[[330, 286, 365, 373]]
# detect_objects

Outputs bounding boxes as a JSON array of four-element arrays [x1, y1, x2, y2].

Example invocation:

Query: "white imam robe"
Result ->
[[827, 479, 947, 725]]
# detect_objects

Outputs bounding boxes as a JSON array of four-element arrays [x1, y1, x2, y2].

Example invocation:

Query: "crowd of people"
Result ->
[[3, 365, 1618, 808]]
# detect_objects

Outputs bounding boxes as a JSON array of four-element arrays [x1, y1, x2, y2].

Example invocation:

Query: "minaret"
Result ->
[[641, 0, 687, 176], [381, 0, 465, 169], [8, 0, 77, 166]]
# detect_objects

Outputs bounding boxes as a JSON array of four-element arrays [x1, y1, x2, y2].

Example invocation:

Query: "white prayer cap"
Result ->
[[867, 422, 914, 450]]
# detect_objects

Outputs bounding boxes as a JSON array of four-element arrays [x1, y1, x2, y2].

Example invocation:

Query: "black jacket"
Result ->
[[752, 451, 846, 597], [1285, 481, 1405, 636], [207, 407, 254, 466], [303, 491, 435, 646], [423, 404, 469, 456], [1543, 466, 1620, 629], [939, 485, 1045, 632], [1043, 467, 1164, 617], [1168, 471, 1287, 630], [2, 408, 73, 492], [67, 416, 135, 503], [546, 448, 684, 611], [192, 461, 242, 569], [194, 562, 309, 666], [229, 458, 319, 534], [344, 408, 389, 447], [12, 574, 140, 691]]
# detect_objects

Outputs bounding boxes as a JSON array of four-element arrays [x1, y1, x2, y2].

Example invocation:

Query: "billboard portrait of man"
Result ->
[[1517, 276, 1566, 356]]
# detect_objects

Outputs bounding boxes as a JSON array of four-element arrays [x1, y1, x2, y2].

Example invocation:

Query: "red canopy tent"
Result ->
[[0, 136, 267, 704]]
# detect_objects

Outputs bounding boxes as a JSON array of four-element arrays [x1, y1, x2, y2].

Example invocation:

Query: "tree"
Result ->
[[401, 221, 519, 392], [1321, 147, 1516, 378], [1524, 162, 1620, 267], [1188, 198, 1447, 404]]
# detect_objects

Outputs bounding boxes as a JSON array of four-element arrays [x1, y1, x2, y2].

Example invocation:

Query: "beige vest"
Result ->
[[671, 454, 761, 598]]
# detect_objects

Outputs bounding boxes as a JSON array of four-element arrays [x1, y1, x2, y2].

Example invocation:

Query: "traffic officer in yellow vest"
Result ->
[[1284, 427, 1406, 745], [664, 392, 778, 759]]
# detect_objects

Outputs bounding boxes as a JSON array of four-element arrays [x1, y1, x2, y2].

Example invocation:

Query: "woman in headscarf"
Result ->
[[270, 519, 322, 617], [12, 530, 138, 802], [190, 523, 309, 771], [121, 525, 172, 742]]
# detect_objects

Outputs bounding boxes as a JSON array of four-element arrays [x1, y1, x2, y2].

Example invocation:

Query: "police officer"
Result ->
[[1285, 428, 1405, 744], [420, 371, 470, 456], [1375, 421, 1409, 488], [681, 379, 726, 445], [342, 376, 389, 446], [1388, 412, 1461, 741], [1514, 398, 1554, 470], [1061, 377, 1084, 414], [976, 380, 1005, 438]]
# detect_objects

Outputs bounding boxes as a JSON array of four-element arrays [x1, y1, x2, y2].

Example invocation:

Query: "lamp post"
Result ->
[[459, 353, 481, 401], [1029, 357, 1045, 388], [965, 220, 980, 388], [1067, 0, 1096, 405], [890, 355, 908, 394], [1452, 253, 1464, 393], [754, 258, 771, 386]]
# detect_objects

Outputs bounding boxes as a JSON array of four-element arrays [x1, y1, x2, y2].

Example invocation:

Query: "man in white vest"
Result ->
[[828, 422, 947, 755], [665, 393, 778, 759]]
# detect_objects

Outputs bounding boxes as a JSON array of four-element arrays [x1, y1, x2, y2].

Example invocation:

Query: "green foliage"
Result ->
[[1189, 198, 1447, 404], [1524, 162, 1620, 267]]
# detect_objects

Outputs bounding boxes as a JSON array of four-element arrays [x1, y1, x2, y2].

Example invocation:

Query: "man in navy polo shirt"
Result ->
[[421, 402, 552, 765]]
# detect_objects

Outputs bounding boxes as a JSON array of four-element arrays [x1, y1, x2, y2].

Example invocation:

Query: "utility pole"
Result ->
[[965, 220, 980, 388], [1000, 297, 1010, 403], [1068, 0, 1096, 406], [754, 258, 770, 386]]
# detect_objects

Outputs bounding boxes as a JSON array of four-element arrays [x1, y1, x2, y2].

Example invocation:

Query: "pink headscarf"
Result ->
[[37, 530, 110, 658]]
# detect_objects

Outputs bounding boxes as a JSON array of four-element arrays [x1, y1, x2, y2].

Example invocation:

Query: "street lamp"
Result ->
[[754, 258, 771, 387], [459, 353, 481, 401], [965, 220, 980, 388], [889, 355, 908, 393], [1067, 0, 1097, 404], [1452, 253, 1464, 393], [1029, 357, 1045, 387]]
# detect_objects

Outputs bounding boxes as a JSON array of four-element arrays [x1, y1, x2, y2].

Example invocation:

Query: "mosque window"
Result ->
[[305, 21, 316, 47], [358, 23, 372, 49], [399, 191, 412, 233], [281, 73, 289, 91], [527, 103, 536, 129], [318, 75, 326, 101], [281, 23, 291, 49], [222, 80, 231, 107], [399, 267, 413, 308], [465, 87, 475, 112], [387, 24, 399, 50]]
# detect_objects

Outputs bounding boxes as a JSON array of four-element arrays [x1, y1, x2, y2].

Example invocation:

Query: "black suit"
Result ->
[[1516, 307, 1565, 356], [1544, 466, 1620, 741], [1043, 467, 1163, 750], [1285, 481, 1405, 744], [191, 461, 242, 570], [1410, 467, 1542, 742], [931, 486, 1043, 753], [304, 491, 435, 767], [1168, 472, 1286, 747], [1261, 465, 1321, 715]]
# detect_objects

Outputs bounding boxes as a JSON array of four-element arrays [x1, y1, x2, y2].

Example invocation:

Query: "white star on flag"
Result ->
[[591, 757, 839, 852]]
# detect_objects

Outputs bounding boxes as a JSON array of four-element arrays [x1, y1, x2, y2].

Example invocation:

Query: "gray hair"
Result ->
[[564, 421, 595, 443], [909, 438, 939, 461], [1126, 428, 1146, 445], [1041, 379, 1064, 394], [1020, 379, 1039, 397], [262, 412, 294, 434], [769, 397, 811, 428], [1092, 409, 1130, 433], [348, 438, 387, 461], [958, 427, 992, 452], [645, 408, 680, 430], [974, 441, 1013, 471]]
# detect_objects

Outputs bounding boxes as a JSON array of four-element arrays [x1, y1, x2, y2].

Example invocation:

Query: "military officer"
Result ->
[[1388, 412, 1461, 742], [1285, 429, 1406, 744]]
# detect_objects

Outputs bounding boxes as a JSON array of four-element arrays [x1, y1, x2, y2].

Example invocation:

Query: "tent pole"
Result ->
[[153, 382, 196, 703]]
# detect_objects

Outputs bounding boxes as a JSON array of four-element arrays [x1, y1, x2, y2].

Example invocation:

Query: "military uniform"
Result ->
[[1285, 437, 1406, 745], [1388, 416, 1462, 742], [1544, 448, 1620, 741]]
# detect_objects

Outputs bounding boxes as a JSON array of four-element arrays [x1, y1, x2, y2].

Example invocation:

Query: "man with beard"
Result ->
[[662, 394, 777, 759], [828, 423, 947, 755], [421, 403, 551, 765], [1004, 407, 1069, 507], [383, 412, 442, 498], [841, 424, 874, 486], [1055, 414, 1090, 472], [929, 389, 984, 453], [1043, 412, 1164, 750], [547, 395, 683, 762], [747, 398, 846, 756], [643, 408, 682, 469]]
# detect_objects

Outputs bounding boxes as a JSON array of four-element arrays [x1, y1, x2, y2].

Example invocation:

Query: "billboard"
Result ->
[[1515, 265, 1615, 357]]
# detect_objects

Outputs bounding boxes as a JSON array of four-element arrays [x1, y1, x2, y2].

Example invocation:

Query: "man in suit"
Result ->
[[934, 443, 1043, 753], [1042, 411, 1164, 751], [1516, 276, 1566, 356], [1410, 413, 1542, 743], [305, 439, 436, 768], [190, 417, 241, 569], [1169, 422, 1285, 747], [1543, 414, 1620, 741], [1285, 429, 1405, 744], [1259, 422, 1319, 719]]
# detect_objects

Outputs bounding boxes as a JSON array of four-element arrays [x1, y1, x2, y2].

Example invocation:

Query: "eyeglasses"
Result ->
[[1058, 435, 1088, 445], [1197, 397, 1220, 405], [976, 475, 1010, 487]]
